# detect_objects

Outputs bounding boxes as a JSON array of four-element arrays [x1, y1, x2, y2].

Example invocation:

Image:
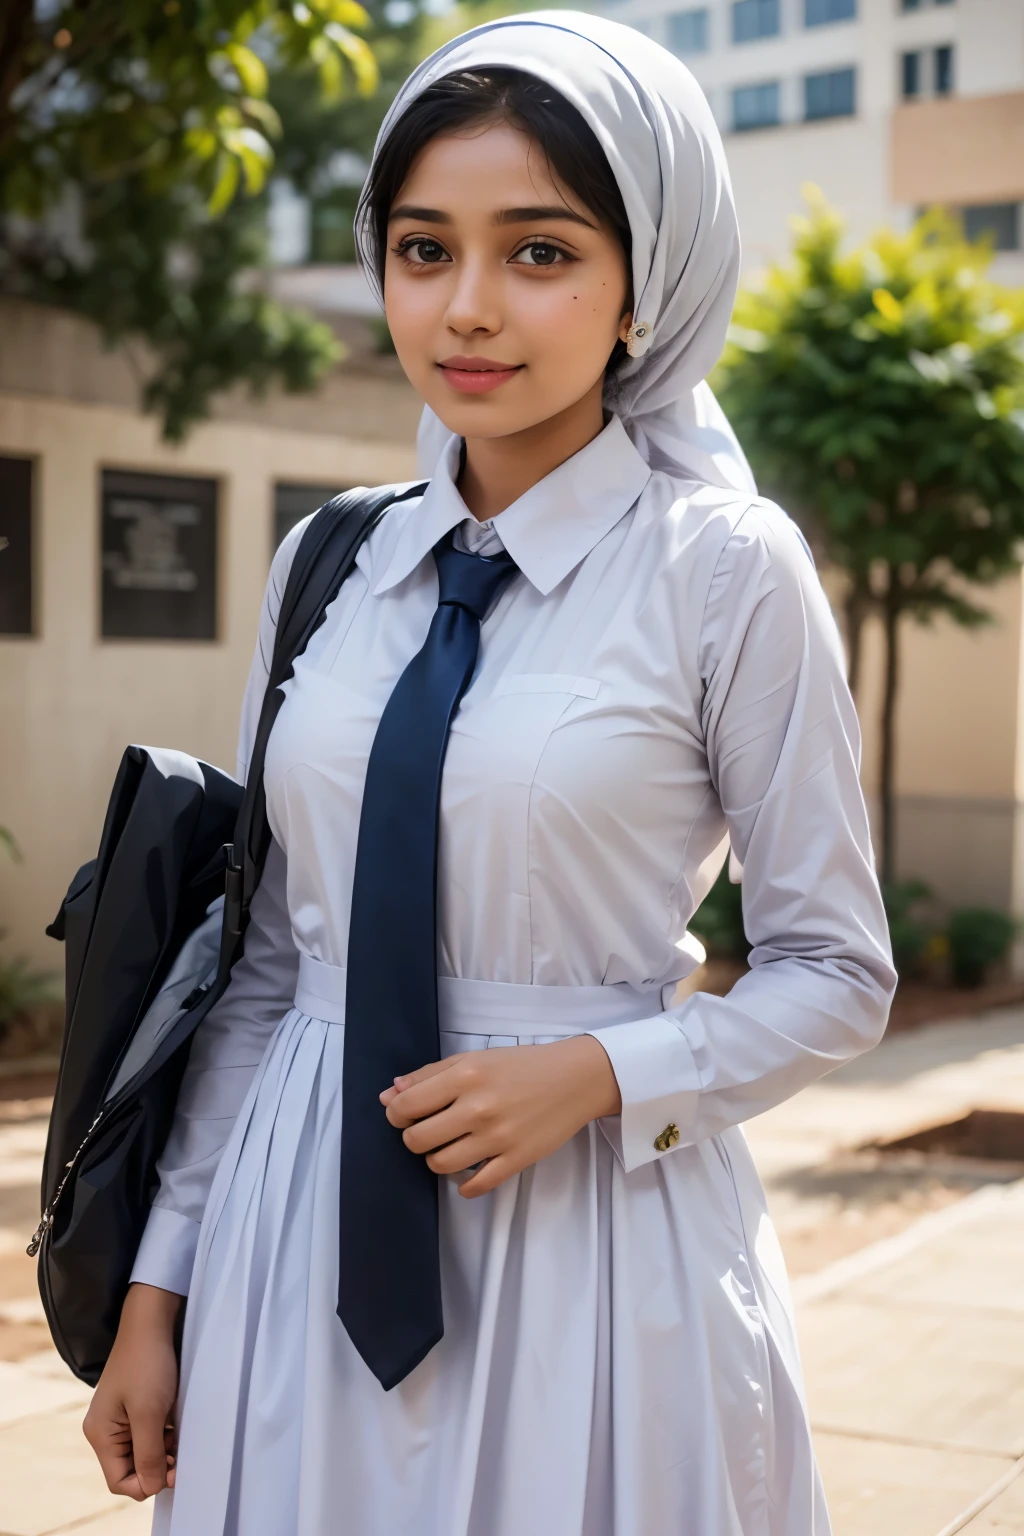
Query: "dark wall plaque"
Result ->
[[273, 482, 349, 554], [101, 469, 218, 640], [0, 456, 34, 636]]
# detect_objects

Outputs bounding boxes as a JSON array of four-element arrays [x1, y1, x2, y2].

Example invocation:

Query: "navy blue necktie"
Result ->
[[339, 528, 518, 1391]]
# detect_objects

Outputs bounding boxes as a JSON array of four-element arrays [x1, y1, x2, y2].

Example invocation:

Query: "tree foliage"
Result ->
[[715, 191, 1024, 880], [0, 0, 380, 437]]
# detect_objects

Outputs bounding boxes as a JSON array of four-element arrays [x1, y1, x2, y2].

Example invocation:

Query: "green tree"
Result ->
[[715, 191, 1024, 882], [0, 1, 379, 438]]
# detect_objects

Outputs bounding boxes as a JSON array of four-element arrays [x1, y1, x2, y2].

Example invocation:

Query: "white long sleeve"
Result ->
[[590, 504, 897, 1172], [130, 524, 310, 1295]]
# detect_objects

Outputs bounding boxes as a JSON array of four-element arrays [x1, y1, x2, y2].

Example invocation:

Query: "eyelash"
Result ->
[[392, 236, 576, 269]]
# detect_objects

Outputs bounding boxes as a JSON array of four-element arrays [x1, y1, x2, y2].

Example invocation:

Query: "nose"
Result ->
[[443, 253, 502, 338]]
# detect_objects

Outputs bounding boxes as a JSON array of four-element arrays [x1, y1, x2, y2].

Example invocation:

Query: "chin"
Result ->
[[425, 398, 559, 443]]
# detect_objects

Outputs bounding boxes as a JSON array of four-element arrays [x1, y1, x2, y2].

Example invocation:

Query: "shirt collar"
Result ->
[[371, 415, 652, 599]]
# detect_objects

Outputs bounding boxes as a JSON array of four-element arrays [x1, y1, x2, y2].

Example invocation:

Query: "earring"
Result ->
[[625, 321, 653, 358]]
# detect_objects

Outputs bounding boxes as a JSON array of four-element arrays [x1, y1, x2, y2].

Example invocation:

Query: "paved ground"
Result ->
[[0, 1007, 1022, 1534]]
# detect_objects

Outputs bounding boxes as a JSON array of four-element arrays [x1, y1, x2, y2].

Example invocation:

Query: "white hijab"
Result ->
[[354, 10, 755, 495]]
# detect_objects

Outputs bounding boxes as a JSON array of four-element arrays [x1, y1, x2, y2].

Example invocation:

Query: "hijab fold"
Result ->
[[355, 10, 755, 495]]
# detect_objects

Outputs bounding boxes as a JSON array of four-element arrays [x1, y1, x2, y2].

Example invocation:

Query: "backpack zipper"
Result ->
[[26, 1110, 105, 1256], [25, 972, 220, 1259]]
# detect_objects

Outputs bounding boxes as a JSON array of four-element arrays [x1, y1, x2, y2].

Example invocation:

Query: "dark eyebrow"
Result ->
[[388, 202, 596, 230], [494, 204, 597, 230]]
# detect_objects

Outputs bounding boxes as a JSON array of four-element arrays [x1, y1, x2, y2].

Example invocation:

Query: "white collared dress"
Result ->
[[132, 415, 896, 1536]]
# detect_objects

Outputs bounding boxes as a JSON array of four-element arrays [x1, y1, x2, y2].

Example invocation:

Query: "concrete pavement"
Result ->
[[1, 1007, 1023, 1534]]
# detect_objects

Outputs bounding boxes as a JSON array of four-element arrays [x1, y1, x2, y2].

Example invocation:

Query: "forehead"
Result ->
[[394, 119, 589, 217]]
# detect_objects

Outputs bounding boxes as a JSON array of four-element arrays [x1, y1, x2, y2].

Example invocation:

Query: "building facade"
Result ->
[[601, 0, 1024, 285]]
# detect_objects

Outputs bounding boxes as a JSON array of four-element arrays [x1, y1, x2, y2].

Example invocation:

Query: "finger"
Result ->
[[379, 1057, 452, 1106], [385, 1069, 464, 1128], [457, 1155, 517, 1199], [86, 1414, 144, 1500], [402, 1103, 481, 1155], [393, 1056, 463, 1091], [127, 1401, 175, 1498], [424, 1134, 491, 1175]]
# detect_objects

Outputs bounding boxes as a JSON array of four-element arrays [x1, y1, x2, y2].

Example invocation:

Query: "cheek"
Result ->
[[519, 276, 622, 374], [383, 272, 444, 361]]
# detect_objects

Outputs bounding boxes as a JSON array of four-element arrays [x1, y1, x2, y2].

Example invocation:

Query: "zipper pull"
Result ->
[[26, 1211, 51, 1257]]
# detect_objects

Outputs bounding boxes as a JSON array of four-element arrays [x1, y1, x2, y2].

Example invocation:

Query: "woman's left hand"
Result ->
[[379, 1037, 622, 1198]]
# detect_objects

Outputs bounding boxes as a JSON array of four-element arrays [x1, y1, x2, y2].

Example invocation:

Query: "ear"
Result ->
[[618, 310, 634, 344]]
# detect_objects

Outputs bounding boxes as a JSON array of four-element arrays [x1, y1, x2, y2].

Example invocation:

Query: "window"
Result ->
[[902, 45, 954, 100], [732, 0, 780, 43], [902, 50, 921, 98], [273, 482, 350, 553], [804, 66, 856, 119], [962, 203, 1021, 252], [732, 80, 781, 130], [0, 456, 34, 636], [669, 8, 709, 53], [101, 470, 218, 640], [805, 0, 855, 23]]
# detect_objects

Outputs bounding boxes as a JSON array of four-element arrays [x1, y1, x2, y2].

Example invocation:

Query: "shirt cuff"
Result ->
[[587, 1015, 702, 1174], [129, 1205, 201, 1297]]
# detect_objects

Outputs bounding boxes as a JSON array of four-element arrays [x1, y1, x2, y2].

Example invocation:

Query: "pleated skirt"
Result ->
[[150, 1003, 830, 1536]]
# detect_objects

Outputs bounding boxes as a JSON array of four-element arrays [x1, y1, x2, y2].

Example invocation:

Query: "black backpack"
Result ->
[[30, 480, 425, 1385]]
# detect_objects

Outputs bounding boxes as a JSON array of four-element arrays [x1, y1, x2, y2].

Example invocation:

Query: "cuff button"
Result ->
[[654, 1122, 680, 1153]]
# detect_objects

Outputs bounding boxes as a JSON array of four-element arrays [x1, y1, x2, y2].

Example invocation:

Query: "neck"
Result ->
[[457, 380, 606, 522]]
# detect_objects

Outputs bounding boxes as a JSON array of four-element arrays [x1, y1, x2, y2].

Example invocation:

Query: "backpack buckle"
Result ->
[[224, 844, 244, 938]]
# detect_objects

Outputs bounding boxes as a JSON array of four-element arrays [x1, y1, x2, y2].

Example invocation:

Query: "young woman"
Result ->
[[84, 13, 896, 1534]]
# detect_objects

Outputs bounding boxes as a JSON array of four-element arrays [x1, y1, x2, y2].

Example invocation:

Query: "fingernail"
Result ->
[[393, 1075, 407, 1088]]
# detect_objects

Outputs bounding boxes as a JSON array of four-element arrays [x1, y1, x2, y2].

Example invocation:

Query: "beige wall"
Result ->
[[852, 573, 1024, 913], [0, 390, 417, 970], [892, 91, 1024, 208], [857, 574, 1024, 805]]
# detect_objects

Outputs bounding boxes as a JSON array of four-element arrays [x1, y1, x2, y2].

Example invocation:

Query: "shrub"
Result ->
[[947, 907, 1017, 989], [0, 952, 60, 1047], [691, 864, 748, 963], [882, 879, 933, 978]]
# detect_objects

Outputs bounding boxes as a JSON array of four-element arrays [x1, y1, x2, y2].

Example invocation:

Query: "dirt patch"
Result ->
[[766, 1144, 1019, 1277], [777, 1181, 969, 1276]]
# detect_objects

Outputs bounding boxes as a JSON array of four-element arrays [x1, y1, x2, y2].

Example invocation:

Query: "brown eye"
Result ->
[[402, 238, 449, 264], [512, 242, 568, 267]]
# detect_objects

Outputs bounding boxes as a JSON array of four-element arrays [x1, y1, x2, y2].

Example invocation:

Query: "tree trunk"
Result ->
[[844, 577, 870, 698], [0, 0, 35, 155], [879, 582, 901, 885]]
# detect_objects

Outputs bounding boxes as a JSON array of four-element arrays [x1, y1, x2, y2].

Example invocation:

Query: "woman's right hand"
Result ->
[[83, 1282, 184, 1500]]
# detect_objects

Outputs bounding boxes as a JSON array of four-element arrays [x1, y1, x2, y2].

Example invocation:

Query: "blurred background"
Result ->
[[2, 4, 1024, 1534]]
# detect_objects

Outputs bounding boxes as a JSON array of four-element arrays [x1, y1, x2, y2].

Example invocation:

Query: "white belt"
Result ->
[[294, 952, 671, 1036]]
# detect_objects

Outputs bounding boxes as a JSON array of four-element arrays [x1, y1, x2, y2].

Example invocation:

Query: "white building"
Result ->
[[599, 0, 1024, 283]]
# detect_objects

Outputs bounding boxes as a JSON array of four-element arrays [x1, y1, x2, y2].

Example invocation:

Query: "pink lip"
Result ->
[[436, 358, 523, 395]]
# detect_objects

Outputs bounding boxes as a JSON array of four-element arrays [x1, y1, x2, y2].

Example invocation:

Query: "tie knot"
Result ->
[[432, 530, 518, 621]]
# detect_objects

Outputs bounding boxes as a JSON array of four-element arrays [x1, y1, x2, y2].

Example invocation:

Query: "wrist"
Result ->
[[561, 1034, 622, 1121], [123, 1282, 185, 1330]]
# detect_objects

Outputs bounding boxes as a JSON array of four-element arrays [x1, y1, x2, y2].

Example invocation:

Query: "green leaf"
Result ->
[[224, 42, 269, 98], [0, 827, 22, 864], [207, 152, 240, 214]]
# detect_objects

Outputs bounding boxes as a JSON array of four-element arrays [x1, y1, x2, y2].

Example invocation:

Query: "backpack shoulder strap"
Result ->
[[222, 479, 427, 955]]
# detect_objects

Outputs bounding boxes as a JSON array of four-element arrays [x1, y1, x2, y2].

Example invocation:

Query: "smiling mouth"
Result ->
[[435, 359, 524, 395]]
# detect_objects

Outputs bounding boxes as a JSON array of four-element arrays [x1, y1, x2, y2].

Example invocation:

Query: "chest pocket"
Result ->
[[449, 673, 603, 790]]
